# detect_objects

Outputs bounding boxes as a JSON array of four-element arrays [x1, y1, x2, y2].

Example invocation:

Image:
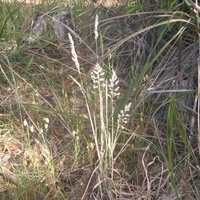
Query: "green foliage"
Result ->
[[160, 0, 179, 9], [0, 1, 25, 41]]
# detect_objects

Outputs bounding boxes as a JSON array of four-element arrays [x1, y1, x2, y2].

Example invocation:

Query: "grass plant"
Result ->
[[0, 0, 199, 199]]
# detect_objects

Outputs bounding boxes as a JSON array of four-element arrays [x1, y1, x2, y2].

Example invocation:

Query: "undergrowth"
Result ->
[[0, 0, 199, 199]]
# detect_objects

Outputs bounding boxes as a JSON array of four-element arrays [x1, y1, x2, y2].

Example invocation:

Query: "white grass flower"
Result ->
[[109, 70, 120, 98], [43, 118, 49, 130], [91, 63, 105, 89], [124, 102, 132, 112], [68, 33, 80, 72], [44, 123, 48, 130], [43, 118, 49, 124], [72, 130, 79, 137], [23, 119, 28, 127], [117, 102, 132, 127], [76, 135, 79, 140], [29, 125, 35, 133], [35, 90, 39, 97], [72, 130, 79, 140], [94, 14, 99, 41]]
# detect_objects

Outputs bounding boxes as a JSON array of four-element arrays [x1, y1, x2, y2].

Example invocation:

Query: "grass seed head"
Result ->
[[117, 102, 132, 127], [91, 63, 105, 89], [23, 119, 28, 127], [68, 33, 80, 72], [94, 14, 99, 41], [109, 70, 120, 98]]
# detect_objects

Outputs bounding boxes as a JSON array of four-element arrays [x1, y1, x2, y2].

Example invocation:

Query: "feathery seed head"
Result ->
[[91, 63, 105, 89], [109, 70, 120, 98], [117, 102, 132, 127], [94, 14, 99, 41], [68, 33, 80, 71]]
